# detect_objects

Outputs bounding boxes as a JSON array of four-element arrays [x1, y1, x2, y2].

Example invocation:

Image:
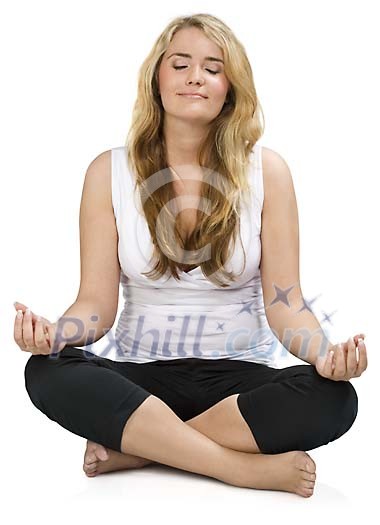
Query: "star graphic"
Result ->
[[320, 309, 338, 325], [268, 283, 296, 308], [236, 301, 256, 316], [297, 294, 321, 313], [216, 322, 225, 331]]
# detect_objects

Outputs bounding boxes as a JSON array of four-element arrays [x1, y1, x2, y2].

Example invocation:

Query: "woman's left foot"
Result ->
[[83, 440, 151, 477]]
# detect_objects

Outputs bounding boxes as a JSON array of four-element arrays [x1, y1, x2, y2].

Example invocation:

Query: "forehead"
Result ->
[[166, 27, 223, 60]]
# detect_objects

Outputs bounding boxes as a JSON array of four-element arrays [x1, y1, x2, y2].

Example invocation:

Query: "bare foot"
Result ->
[[231, 450, 317, 498], [83, 441, 316, 498], [83, 440, 152, 477]]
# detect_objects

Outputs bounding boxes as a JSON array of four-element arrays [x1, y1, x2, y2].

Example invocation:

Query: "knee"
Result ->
[[25, 354, 36, 390], [24, 354, 49, 409], [321, 377, 359, 439], [337, 380, 358, 430]]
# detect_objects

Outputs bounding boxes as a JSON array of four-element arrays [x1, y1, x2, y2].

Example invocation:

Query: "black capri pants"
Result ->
[[24, 345, 359, 455]]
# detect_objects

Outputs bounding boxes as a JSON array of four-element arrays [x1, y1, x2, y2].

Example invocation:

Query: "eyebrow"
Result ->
[[167, 52, 224, 64]]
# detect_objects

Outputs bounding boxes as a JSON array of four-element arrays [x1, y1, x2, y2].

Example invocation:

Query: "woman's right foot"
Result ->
[[84, 441, 316, 498], [83, 440, 152, 477], [228, 449, 317, 498]]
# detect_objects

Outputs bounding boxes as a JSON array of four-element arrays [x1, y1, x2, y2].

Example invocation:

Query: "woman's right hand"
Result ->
[[13, 301, 66, 355]]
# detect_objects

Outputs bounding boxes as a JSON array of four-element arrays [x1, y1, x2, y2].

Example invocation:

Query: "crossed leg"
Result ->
[[83, 392, 259, 476], [84, 365, 358, 476], [185, 394, 260, 453]]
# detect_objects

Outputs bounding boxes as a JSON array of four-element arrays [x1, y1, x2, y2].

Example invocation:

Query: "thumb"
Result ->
[[315, 352, 328, 367], [315, 355, 327, 376], [46, 323, 66, 352], [13, 301, 27, 311]]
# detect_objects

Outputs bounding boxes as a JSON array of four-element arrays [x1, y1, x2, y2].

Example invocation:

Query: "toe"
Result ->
[[302, 471, 316, 482], [301, 479, 315, 489], [87, 442, 109, 461], [84, 454, 97, 464], [83, 462, 97, 473], [96, 445, 109, 461], [84, 460, 97, 468], [304, 457, 316, 474], [308, 455, 316, 472], [86, 470, 97, 477]]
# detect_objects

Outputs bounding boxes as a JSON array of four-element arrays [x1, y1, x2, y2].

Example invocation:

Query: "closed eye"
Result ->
[[173, 66, 219, 75]]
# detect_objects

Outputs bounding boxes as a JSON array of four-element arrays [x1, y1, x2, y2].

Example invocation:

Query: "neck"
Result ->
[[163, 114, 208, 166]]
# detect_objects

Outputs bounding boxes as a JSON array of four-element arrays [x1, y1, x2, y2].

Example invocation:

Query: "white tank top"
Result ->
[[110, 142, 280, 366]]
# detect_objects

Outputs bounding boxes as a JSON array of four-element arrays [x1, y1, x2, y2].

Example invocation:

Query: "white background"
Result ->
[[1, 0, 378, 522]]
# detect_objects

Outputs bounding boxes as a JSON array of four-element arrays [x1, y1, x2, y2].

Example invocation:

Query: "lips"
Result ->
[[178, 92, 208, 98]]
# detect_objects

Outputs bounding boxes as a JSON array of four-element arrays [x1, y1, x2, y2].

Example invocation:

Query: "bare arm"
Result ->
[[53, 149, 120, 350], [260, 147, 334, 366], [53, 298, 115, 348]]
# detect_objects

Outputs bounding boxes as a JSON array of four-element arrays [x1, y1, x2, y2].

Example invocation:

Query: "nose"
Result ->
[[185, 66, 205, 86]]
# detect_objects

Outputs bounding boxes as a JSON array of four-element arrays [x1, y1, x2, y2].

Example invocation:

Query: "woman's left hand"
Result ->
[[315, 334, 368, 381]]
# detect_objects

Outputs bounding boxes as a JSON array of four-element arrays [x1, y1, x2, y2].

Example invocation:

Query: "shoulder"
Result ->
[[84, 149, 112, 186], [261, 146, 295, 208], [261, 146, 293, 190], [86, 149, 112, 176], [82, 149, 113, 207]]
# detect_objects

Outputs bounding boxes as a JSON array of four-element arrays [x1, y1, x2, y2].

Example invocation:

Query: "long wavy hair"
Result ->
[[125, 12, 265, 287]]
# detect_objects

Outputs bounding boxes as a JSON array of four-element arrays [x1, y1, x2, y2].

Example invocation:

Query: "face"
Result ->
[[157, 27, 231, 125]]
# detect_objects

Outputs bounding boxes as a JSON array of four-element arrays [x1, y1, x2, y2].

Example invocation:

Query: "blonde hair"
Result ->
[[125, 12, 265, 287]]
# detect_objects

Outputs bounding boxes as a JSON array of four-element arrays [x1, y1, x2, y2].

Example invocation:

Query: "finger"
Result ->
[[13, 302, 38, 324], [324, 348, 335, 377], [34, 316, 51, 354], [43, 322, 50, 337], [13, 302, 42, 325], [22, 307, 35, 348], [353, 333, 366, 346], [356, 338, 368, 376], [346, 336, 358, 377], [334, 343, 347, 377], [14, 310, 26, 349]]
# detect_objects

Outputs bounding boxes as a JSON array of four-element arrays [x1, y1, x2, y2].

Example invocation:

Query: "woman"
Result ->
[[15, 13, 367, 498]]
